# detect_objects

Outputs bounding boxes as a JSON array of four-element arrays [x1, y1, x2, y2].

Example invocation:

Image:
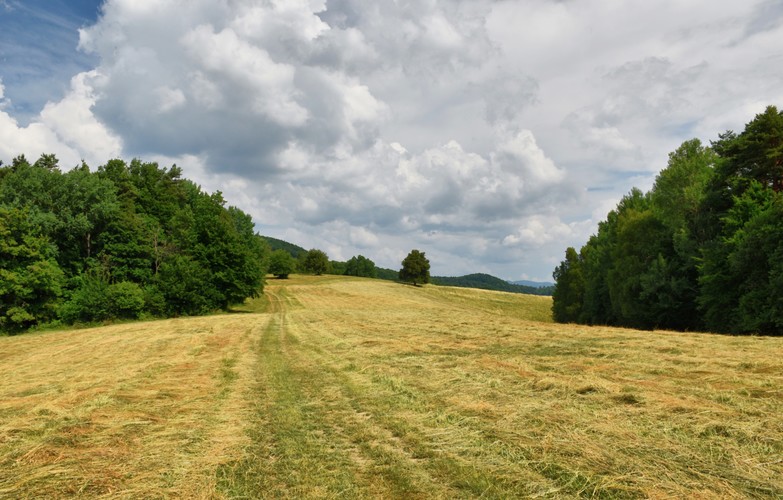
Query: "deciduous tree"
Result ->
[[302, 249, 330, 275], [345, 255, 376, 278], [268, 249, 296, 279], [399, 249, 430, 285]]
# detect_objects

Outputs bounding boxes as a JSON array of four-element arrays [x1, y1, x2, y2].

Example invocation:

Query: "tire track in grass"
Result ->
[[217, 289, 372, 497], [218, 286, 463, 498], [219, 283, 631, 498], [277, 290, 638, 498]]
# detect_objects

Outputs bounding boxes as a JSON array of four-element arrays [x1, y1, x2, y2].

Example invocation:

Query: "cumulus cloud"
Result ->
[[75, 0, 397, 175], [0, 71, 120, 167], [2, 0, 783, 281]]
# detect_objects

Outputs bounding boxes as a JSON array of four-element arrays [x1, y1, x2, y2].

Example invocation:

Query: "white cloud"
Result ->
[[154, 86, 186, 113], [0, 71, 120, 168], [181, 24, 308, 126], [39, 71, 122, 164], [3, 0, 783, 281]]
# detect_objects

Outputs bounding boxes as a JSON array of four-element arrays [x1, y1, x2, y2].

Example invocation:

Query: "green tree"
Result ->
[[154, 254, 215, 316], [302, 248, 330, 275], [651, 139, 716, 233], [344, 255, 377, 278], [0, 206, 65, 332], [107, 281, 146, 319], [712, 106, 783, 194], [699, 183, 781, 333], [551, 247, 584, 323], [399, 249, 430, 285], [579, 214, 618, 325], [0, 152, 267, 332], [268, 249, 296, 279]]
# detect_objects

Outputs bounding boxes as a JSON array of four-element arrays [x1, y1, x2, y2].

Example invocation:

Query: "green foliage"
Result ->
[[651, 139, 716, 233], [59, 268, 111, 323], [107, 281, 145, 319], [553, 105, 783, 334], [268, 249, 296, 279], [0, 206, 64, 332], [263, 236, 307, 258], [431, 273, 553, 296], [329, 260, 347, 275], [551, 248, 584, 322], [155, 254, 214, 316], [375, 267, 400, 281], [302, 249, 330, 275], [344, 255, 377, 278], [399, 249, 430, 285], [606, 199, 672, 329], [0, 153, 268, 333]]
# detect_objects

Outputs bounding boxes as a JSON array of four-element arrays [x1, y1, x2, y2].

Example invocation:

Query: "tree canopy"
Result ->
[[0, 155, 268, 333], [399, 249, 430, 285], [344, 255, 377, 278], [552, 105, 783, 335], [268, 249, 296, 279], [302, 248, 330, 275]]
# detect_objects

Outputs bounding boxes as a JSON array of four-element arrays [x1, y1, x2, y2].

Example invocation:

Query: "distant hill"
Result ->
[[511, 280, 555, 289], [375, 267, 400, 281], [262, 236, 307, 257], [431, 273, 554, 296], [260, 237, 553, 296]]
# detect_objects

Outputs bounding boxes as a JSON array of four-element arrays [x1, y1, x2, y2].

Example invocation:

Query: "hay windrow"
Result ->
[[2, 274, 782, 498]]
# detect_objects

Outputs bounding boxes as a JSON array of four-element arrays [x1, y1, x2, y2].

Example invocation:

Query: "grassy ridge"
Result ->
[[1, 276, 782, 497]]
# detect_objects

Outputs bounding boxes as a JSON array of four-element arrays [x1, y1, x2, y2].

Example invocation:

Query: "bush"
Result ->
[[268, 249, 296, 278], [59, 271, 111, 323], [107, 281, 145, 319]]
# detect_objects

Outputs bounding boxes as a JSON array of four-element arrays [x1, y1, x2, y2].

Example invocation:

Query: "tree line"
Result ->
[[0, 155, 267, 333], [266, 244, 430, 285], [266, 240, 553, 295], [552, 105, 783, 335]]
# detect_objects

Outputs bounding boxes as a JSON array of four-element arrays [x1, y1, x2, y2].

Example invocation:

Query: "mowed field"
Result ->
[[1, 276, 782, 498]]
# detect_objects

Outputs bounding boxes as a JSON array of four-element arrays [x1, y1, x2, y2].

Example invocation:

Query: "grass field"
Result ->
[[1, 275, 781, 498]]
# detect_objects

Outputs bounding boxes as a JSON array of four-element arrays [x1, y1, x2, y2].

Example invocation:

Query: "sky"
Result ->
[[1, 0, 782, 282]]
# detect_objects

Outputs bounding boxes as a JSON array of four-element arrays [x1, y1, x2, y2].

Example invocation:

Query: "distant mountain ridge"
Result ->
[[262, 236, 307, 257], [510, 280, 555, 289], [432, 274, 553, 296], [262, 236, 554, 296]]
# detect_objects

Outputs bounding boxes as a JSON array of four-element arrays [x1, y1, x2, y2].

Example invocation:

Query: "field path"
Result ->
[[218, 277, 783, 498], [218, 283, 467, 498]]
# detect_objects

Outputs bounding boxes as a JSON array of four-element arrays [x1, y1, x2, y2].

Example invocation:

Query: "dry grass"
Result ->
[[0, 313, 267, 498], [2, 274, 782, 498]]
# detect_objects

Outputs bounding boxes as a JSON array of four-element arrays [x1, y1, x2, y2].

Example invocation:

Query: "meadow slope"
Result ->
[[1, 275, 781, 498]]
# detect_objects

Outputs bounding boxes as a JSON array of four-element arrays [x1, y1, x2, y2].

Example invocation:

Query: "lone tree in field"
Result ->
[[399, 249, 430, 285], [302, 248, 330, 275], [268, 249, 296, 279]]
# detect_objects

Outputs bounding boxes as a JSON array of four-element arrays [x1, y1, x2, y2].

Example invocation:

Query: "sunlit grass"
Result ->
[[1, 274, 781, 497], [0, 315, 266, 497]]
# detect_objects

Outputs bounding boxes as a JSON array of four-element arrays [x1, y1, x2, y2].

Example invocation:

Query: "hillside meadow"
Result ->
[[0, 275, 781, 498]]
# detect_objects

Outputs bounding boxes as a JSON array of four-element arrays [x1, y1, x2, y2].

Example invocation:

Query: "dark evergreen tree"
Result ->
[[551, 247, 584, 323]]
